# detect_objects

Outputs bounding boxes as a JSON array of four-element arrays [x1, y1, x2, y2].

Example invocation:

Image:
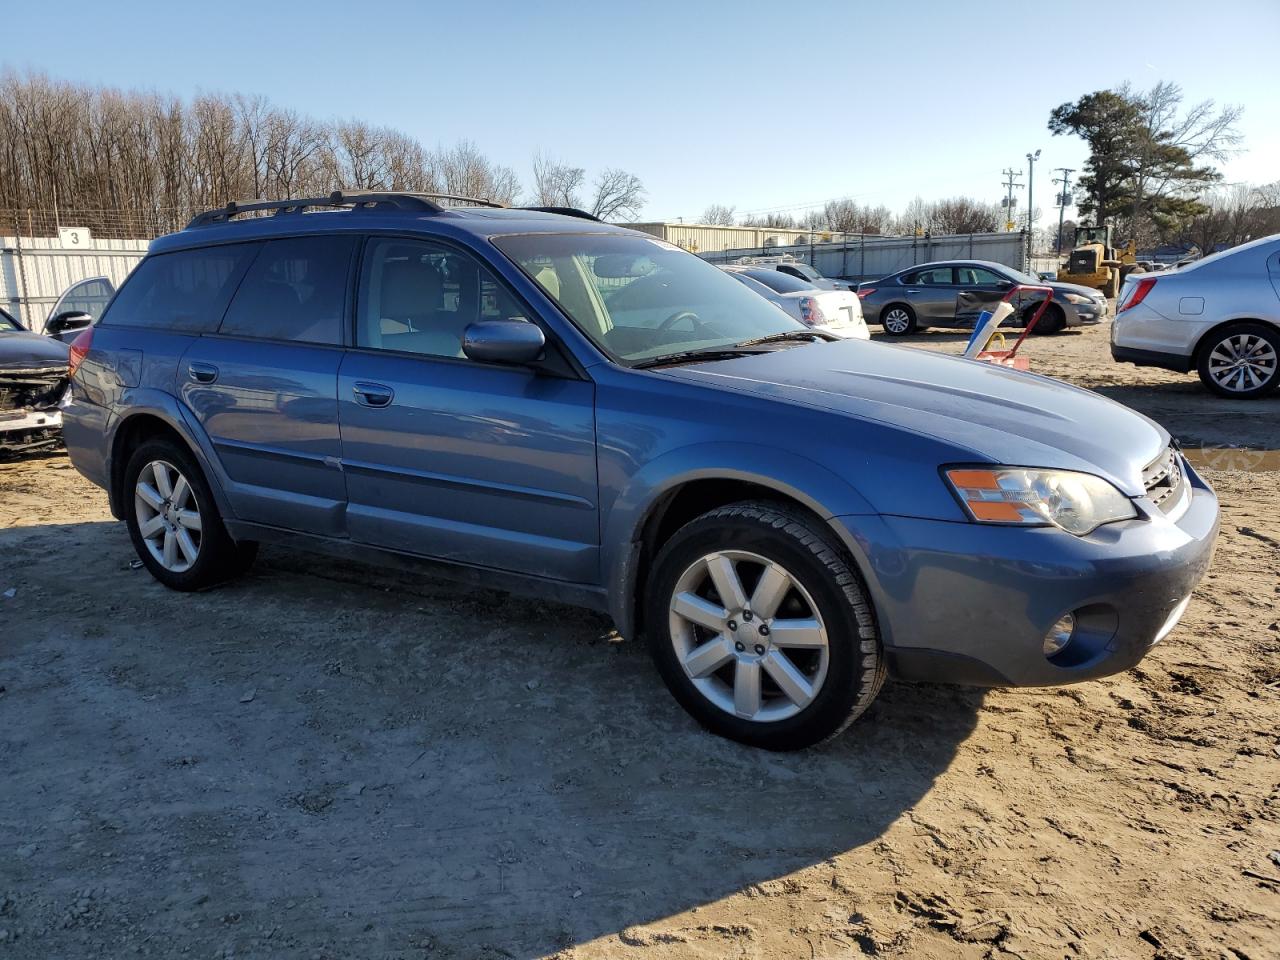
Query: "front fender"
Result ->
[[601, 441, 878, 636]]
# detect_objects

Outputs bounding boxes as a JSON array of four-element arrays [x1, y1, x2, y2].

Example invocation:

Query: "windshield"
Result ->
[[788, 263, 822, 281], [494, 233, 804, 363], [999, 265, 1042, 285]]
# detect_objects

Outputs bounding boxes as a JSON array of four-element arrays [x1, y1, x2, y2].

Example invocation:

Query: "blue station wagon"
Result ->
[[62, 192, 1220, 749]]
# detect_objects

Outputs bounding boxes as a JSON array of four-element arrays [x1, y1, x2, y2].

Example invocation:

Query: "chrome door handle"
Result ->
[[188, 362, 218, 384], [906, 289, 922, 294], [353, 382, 394, 408]]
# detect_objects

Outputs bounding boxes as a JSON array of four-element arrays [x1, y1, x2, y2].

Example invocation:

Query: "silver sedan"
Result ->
[[1111, 234, 1280, 398]]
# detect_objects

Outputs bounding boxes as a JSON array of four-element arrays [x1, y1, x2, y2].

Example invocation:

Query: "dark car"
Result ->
[[735, 257, 855, 292], [857, 260, 1109, 335], [0, 306, 71, 456], [61, 192, 1217, 750]]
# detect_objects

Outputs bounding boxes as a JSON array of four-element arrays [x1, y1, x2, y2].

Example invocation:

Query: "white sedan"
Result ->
[[720, 265, 869, 340]]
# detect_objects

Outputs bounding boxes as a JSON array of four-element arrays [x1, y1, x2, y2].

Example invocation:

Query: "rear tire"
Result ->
[[123, 438, 256, 591], [645, 501, 884, 750], [1196, 323, 1280, 399], [880, 304, 917, 336]]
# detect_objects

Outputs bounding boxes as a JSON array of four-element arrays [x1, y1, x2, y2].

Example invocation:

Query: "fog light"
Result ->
[[1043, 613, 1076, 657]]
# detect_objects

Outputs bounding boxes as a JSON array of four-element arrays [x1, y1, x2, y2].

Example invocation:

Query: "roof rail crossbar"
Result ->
[[521, 206, 603, 222], [186, 190, 505, 228]]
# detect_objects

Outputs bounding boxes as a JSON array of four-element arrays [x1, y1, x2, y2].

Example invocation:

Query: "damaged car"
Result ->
[[0, 306, 72, 457]]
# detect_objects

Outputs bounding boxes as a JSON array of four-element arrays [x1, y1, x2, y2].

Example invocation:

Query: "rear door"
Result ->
[[179, 235, 356, 537], [901, 266, 958, 322], [336, 236, 599, 583]]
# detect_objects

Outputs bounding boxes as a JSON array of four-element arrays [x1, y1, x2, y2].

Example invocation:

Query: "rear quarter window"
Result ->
[[100, 244, 258, 332]]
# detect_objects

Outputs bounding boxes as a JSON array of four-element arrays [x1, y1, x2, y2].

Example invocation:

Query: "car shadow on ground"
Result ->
[[0, 519, 984, 958]]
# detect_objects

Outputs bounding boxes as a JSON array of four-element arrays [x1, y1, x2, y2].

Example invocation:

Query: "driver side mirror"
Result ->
[[995, 279, 1014, 290], [46, 311, 93, 340], [462, 320, 546, 365]]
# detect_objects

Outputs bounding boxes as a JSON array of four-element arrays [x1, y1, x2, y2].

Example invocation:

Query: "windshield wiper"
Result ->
[[734, 329, 835, 348], [631, 346, 766, 369]]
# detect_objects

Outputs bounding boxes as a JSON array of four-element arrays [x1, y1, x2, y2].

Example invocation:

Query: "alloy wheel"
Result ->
[[667, 550, 830, 723], [883, 308, 911, 334], [134, 459, 203, 573], [1207, 333, 1277, 393]]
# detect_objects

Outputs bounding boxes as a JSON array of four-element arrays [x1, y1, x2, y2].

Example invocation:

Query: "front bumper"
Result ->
[[0, 408, 61, 435], [835, 461, 1220, 687]]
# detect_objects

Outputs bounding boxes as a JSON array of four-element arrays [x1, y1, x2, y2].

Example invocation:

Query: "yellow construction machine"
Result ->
[[1057, 225, 1137, 299]]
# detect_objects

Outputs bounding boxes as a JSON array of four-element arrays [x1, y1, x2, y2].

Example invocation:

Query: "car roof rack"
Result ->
[[186, 190, 505, 228], [520, 206, 603, 222]]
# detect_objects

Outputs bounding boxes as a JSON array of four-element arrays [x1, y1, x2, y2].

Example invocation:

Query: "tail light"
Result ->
[[856, 287, 875, 300], [1118, 277, 1157, 313], [798, 297, 826, 327], [68, 326, 94, 379]]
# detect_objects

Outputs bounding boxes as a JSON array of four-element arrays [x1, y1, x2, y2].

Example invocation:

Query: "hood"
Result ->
[[1043, 279, 1107, 301], [660, 340, 1167, 496], [0, 330, 70, 369]]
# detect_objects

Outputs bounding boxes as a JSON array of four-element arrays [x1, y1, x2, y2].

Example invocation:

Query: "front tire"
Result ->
[[1196, 323, 1280, 399], [880, 304, 917, 336], [123, 438, 256, 590], [1025, 302, 1066, 335], [645, 501, 884, 750]]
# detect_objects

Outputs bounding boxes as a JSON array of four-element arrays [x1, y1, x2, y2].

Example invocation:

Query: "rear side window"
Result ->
[[219, 236, 355, 345], [100, 244, 257, 332]]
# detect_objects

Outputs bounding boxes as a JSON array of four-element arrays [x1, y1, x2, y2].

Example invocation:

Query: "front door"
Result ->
[[954, 264, 1012, 325], [180, 235, 356, 538], [337, 236, 599, 583]]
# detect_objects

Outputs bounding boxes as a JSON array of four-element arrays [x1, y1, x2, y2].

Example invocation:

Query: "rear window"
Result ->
[[218, 236, 355, 345], [742, 268, 813, 294], [100, 244, 257, 332]]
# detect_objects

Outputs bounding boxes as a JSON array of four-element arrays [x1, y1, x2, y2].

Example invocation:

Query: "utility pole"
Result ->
[[1025, 149, 1041, 270], [1052, 167, 1075, 256], [1001, 168, 1023, 232]]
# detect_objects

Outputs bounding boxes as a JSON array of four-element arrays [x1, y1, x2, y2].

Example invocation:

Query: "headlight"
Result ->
[[945, 467, 1136, 536], [1063, 293, 1093, 305]]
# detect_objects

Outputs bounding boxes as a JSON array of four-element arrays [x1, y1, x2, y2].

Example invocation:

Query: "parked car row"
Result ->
[[719, 265, 868, 339], [57, 192, 1220, 750]]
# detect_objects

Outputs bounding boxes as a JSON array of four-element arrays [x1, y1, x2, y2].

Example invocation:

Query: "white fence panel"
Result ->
[[1, 235, 149, 332], [700, 232, 1029, 281]]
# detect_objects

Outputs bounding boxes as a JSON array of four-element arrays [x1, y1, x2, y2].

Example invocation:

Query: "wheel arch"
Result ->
[[107, 396, 233, 522], [602, 450, 879, 641], [1190, 316, 1277, 365]]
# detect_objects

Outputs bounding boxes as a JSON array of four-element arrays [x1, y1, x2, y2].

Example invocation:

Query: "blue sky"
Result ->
[[5, 0, 1279, 223]]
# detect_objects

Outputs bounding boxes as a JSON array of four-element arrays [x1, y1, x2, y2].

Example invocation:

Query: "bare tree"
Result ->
[[531, 152, 584, 207], [1127, 81, 1243, 238], [589, 168, 645, 221], [437, 140, 520, 204], [929, 197, 1002, 234], [701, 203, 736, 225], [0, 71, 540, 235]]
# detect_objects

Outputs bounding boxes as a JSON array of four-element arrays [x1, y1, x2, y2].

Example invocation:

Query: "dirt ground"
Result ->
[[1, 322, 1277, 960]]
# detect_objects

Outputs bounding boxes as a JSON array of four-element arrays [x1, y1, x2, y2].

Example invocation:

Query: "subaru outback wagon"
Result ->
[[63, 192, 1220, 750]]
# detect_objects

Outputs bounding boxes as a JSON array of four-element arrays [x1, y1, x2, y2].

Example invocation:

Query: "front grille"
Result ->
[[1070, 249, 1100, 273], [1142, 447, 1188, 514]]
